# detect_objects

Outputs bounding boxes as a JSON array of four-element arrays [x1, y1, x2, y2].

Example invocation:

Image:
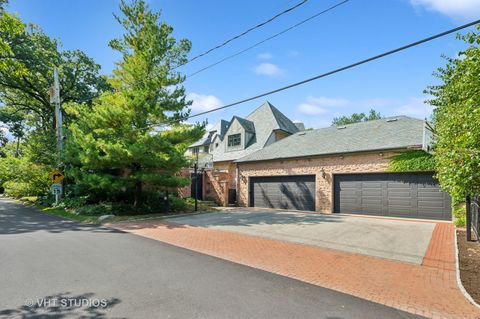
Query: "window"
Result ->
[[204, 146, 209, 153], [227, 134, 241, 147]]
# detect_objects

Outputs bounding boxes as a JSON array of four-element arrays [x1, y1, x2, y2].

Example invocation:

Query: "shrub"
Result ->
[[169, 196, 187, 212], [453, 204, 466, 227], [0, 155, 50, 197], [59, 196, 90, 209]]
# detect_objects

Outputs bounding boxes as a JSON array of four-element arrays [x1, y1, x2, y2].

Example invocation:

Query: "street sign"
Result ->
[[51, 183, 62, 195], [49, 170, 64, 183], [51, 183, 62, 205]]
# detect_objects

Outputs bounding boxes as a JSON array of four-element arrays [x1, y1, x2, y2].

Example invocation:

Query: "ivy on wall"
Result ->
[[388, 151, 436, 172]]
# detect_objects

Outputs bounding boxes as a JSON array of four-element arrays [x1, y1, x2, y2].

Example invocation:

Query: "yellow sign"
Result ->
[[49, 170, 65, 183]]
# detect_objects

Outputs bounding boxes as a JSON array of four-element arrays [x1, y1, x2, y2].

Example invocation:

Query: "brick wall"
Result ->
[[204, 161, 237, 206], [237, 152, 397, 213]]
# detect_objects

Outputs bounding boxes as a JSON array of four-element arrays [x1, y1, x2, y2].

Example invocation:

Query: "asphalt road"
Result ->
[[0, 199, 423, 319]]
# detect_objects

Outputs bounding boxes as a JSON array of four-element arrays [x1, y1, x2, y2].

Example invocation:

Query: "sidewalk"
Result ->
[[111, 220, 480, 319]]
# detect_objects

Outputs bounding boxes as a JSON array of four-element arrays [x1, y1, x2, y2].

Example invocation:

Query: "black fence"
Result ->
[[466, 195, 480, 242]]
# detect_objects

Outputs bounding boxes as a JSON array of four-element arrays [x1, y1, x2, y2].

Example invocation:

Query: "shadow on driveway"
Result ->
[[0, 199, 123, 235]]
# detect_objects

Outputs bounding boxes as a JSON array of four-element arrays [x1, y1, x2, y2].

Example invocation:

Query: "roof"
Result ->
[[211, 102, 299, 162], [236, 116, 426, 163], [233, 116, 255, 132]]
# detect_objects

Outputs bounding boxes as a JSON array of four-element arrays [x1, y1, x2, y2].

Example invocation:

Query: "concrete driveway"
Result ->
[[167, 209, 436, 264]]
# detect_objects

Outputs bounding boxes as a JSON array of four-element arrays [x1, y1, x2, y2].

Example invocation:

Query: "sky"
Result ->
[[5, 0, 480, 130]]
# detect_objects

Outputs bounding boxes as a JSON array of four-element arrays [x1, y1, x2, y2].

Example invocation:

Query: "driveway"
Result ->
[[0, 199, 422, 319], [166, 209, 436, 264]]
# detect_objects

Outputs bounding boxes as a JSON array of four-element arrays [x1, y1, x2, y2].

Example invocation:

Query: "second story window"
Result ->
[[227, 134, 241, 147]]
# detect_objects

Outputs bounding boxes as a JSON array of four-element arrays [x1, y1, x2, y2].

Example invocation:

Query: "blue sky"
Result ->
[[5, 0, 480, 129]]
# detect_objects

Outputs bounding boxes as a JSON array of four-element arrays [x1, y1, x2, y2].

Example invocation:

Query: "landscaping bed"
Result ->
[[457, 229, 480, 304], [16, 196, 216, 224]]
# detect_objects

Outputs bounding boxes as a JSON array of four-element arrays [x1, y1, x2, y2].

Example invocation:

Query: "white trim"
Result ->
[[454, 226, 480, 310]]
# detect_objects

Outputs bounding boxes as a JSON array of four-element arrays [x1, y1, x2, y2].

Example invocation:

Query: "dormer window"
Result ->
[[228, 134, 241, 147]]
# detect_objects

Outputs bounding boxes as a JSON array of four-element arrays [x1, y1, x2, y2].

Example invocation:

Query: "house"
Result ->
[[185, 102, 303, 205], [235, 116, 452, 221]]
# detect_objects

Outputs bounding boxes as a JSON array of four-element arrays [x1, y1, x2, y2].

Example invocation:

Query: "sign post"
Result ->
[[51, 183, 62, 205], [49, 170, 65, 205]]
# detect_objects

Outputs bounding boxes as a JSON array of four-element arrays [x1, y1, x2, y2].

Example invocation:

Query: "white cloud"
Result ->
[[410, 0, 480, 20], [253, 63, 285, 78], [257, 52, 273, 60], [394, 97, 434, 119], [305, 96, 351, 108], [296, 96, 350, 115], [297, 103, 329, 115], [187, 93, 223, 113]]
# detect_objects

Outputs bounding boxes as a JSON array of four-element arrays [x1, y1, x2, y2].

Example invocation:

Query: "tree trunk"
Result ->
[[133, 180, 143, 208], [15, 137, 20, 158]]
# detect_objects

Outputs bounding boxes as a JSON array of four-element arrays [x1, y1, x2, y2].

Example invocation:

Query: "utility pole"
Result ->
[[50, 68, 64, 199]]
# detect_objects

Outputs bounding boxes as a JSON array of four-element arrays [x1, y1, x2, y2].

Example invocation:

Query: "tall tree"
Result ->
[[0, 5, 109, 165], [426, 26, 480, 201], [332, 109, 383, 126], [66, 0, 204, 207]]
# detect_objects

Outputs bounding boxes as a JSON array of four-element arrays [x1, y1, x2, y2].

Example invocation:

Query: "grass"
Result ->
[[24, 198, 217, 224], [35, 205, 101, 223]]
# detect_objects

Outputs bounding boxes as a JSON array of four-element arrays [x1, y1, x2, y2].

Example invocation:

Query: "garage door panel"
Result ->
[[334, 173, 451, 220], [251, 176, 315, 211]]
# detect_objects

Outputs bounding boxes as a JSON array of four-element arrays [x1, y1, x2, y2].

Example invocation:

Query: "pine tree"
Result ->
[[66, 0, 204, 207]]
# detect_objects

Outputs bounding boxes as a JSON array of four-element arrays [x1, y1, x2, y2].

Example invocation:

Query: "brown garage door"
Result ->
[[250, 175, 315, 211], [333, 173, 451, 220]]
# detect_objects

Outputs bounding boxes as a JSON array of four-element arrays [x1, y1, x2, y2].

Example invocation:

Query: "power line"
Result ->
[[153, 18, 480, 129], [177, 0, 309, 67], [187, 0, 349, 79]]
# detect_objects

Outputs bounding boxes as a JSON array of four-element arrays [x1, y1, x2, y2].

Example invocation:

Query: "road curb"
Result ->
[[454, 226, 480, 310]]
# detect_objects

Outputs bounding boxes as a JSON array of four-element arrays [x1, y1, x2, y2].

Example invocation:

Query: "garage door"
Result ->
[[250, 175, 315, 211], [334, 173, 451, 220]]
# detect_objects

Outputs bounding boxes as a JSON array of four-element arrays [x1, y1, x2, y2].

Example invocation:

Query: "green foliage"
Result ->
[[426, 26, 480, 202], [388, 151, 436, 172], [0, 7, 109, 166], [452, 204, 466, 227], [332, 109, 383, 126], [0, 154, 51, 197], [65, 0, 204, 207], [169, 196, 187, 212]]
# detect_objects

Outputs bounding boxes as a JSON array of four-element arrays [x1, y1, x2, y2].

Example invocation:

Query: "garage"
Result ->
[[333, 172, 451, 220], [249, 175, 315, 211]]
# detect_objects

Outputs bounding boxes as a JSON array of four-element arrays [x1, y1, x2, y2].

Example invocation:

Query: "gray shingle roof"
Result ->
[[236, 116, 426, 163], [233, 116, 255, 132]]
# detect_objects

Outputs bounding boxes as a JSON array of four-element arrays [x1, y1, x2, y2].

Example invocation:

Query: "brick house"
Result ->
[[185, 102, 303, 206], [235, 116, 452, 221]]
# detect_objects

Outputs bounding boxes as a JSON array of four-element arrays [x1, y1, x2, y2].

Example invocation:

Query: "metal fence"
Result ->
[[466, 195, 480, 242]]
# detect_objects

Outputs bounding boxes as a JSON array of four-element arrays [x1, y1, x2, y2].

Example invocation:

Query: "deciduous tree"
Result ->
[[426, 26, 480, 201]]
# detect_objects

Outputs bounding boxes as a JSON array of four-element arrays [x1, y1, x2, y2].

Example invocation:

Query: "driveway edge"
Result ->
[[454, 226, 480, 310]]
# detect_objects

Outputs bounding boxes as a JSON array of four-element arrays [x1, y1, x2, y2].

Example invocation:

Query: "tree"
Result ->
[[0, 110, 25, 157], [426, 26, 480, 202], [0, 6, 109, 165], [66, 0, 204, 207], [332, 109, 383, 126]]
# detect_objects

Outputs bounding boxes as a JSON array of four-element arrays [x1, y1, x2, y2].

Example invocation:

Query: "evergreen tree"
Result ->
[[66, 0, 204, 207]]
